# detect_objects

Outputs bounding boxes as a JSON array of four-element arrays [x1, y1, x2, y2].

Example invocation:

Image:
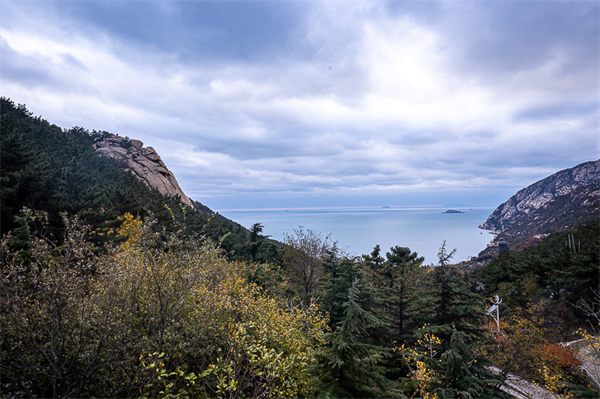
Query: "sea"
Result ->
[[219, 207, 495, 265]]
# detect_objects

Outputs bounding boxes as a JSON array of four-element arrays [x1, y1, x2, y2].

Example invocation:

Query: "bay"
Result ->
[[220, 207, 495, 265]]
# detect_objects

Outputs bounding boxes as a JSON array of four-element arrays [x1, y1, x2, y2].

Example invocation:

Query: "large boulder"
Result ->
[[93, 133, 193, 208]]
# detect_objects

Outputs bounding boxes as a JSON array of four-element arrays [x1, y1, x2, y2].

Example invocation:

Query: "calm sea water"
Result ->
[[220, 207, 495, 265]]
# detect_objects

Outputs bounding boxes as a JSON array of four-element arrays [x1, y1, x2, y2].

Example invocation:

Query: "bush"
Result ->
[[1, 211, 326, 398]]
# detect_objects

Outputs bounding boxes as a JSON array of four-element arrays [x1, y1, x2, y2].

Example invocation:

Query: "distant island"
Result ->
[[3, 99, 599, 399]]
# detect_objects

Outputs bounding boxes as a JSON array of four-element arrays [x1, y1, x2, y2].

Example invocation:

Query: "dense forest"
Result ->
[[1, 98, 599, 398], [0, 98, 280, 265]]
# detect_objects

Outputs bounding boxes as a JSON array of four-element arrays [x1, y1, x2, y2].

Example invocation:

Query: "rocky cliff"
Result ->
[[481, 160, 599, 231], [93, 133, 194, 208], [480, 159, 600, 251]]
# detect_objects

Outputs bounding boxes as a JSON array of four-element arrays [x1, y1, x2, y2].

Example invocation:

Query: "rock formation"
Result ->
[[480, 160, 600, 232], [93, 133, 194, 208], [480, 159, 600, 252]]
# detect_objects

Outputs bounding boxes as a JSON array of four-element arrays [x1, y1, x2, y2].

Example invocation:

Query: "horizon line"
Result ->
[[215, 204, 458, 212]]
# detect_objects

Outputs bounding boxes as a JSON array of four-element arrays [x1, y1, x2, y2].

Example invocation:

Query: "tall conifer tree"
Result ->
[[408, 242, 505, 397], [315, 277, 403, 398]]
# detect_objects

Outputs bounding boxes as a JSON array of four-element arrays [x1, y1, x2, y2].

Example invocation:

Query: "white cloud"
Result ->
[[1, 1, 597, 208]]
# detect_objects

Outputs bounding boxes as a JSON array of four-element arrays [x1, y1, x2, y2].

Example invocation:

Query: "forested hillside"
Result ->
[[1, 99, 598, 398], [0, 98, 278, 263]]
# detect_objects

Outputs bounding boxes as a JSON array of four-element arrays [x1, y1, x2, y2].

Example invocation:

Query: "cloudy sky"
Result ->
[[2, 0, 598, 210]]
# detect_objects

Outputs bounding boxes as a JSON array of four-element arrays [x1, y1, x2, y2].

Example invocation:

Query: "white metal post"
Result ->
[[486, 295, 502, 332]]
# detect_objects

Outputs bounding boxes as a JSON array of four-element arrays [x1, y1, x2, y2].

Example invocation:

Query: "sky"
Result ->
[[1, 0, 598, 211]]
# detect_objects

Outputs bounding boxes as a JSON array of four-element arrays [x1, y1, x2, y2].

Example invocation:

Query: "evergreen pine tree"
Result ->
[[315, 279, 404, 398], [409, 243, 506, 398], [1, 98, 274, 261], [363, 245, 427, 383]]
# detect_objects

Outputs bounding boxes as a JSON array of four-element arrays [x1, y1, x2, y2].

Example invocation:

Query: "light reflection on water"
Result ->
[[220, 207, 495, 265]]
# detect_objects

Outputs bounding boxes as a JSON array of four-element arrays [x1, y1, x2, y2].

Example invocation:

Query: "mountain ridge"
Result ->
[[480, 160, 599, 232], [479, 159, 600, 252], [0, 98, 277, 263]]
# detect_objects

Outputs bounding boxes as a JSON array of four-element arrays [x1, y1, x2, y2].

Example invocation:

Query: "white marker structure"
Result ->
[[486, 295, 502, 332]]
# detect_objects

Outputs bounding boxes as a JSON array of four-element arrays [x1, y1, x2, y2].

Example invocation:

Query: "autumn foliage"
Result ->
[[0, 211, 326, 398]]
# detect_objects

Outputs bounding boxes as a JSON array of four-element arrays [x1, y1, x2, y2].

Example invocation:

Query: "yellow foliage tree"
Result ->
[[93, 215, 327, 398], [396, 325, 443, 399], [116, 212, 143, 249], [483, 302, 582, 397], [1, 212, 326, 398]]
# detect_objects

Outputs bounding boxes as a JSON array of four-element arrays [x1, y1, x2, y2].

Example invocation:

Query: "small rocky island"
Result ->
[[442, 209, 465, 214]]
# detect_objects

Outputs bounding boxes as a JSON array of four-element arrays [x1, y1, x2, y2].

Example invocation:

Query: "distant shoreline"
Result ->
[[220, 207, 494, 263], [217, 205, 492, 212]]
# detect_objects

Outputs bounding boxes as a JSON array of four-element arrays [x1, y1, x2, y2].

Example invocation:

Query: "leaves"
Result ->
[[1, 214, 325, 398]]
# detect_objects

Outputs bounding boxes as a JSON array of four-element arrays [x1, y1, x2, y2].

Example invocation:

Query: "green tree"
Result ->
[[0, 212, 109, 398], [364, 245, 425, 343], [320, 246, 363, 329], [249, 222, 265, 262], [315, 280, 403, 398], [246, 222, 281, 265], [402, 243, 504, 398], [475, 220, 600, 321]]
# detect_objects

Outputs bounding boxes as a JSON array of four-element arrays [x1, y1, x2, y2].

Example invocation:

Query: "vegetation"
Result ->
[[474, 219, 599, 317], [473, 219, 600, 397], [0, 98, 277, 264], [1, 212, 325, 398], [1, 99, 598, 397]]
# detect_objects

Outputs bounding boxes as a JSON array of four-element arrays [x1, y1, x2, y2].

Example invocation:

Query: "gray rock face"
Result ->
[[481, 160, 600, 232], [93, 134, 193, 208]]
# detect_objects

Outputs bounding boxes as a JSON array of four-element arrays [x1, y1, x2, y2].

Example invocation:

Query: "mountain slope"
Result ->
[[481, 160, 599, 231], [0, 98, 278, 263], [480, 160, 600, 251], [91, 133, 256, 232]]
